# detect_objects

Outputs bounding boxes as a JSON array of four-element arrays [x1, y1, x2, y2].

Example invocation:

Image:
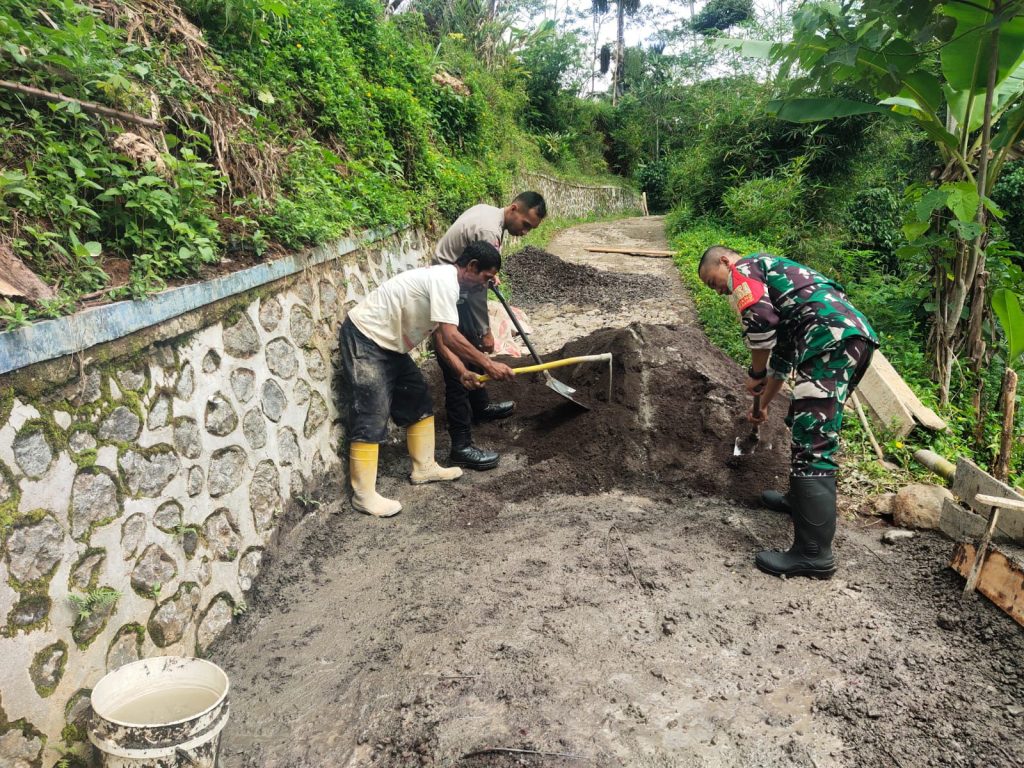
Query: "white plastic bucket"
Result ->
[[89, 657, 230, 768]]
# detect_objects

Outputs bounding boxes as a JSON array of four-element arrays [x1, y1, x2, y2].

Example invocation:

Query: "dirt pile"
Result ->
[[505, 246, 664, 309], [472, 322, 790, 505]]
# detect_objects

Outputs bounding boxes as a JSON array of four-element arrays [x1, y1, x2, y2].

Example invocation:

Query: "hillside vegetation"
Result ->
[[2, 0, 1023, 483], [0, 0, 617, 323]]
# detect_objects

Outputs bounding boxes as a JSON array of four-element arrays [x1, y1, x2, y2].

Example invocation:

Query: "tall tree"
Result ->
[[723, 0, 1024, 405], [592, 0, 640, 104]]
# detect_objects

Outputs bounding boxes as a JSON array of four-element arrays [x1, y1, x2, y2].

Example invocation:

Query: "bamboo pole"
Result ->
[[0, 80, 162, 128]]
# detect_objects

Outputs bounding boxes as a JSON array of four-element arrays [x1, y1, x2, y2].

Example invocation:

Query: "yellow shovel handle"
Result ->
[[477, 353, 612, 383]]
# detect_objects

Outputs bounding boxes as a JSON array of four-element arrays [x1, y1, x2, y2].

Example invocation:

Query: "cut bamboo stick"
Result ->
[[584, 246, 674, 258]]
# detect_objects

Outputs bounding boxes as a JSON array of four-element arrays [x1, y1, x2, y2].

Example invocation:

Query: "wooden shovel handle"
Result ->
[[477, 354, 613, 383]]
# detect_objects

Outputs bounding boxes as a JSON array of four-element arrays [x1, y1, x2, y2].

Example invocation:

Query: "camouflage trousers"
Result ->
[[786, 337, 875, 477]]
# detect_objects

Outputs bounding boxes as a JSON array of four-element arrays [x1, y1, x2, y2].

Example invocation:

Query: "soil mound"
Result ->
[[506, 245, 663, 309], [475, 322, 790, 505]]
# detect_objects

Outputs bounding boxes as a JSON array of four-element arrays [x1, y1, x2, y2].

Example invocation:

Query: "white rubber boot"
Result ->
[[408, 417, 463, 485], [349, 442, 402, 517]]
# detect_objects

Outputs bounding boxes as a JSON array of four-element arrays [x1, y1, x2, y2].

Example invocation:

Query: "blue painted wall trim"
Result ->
[[0, 226, 403, 377]]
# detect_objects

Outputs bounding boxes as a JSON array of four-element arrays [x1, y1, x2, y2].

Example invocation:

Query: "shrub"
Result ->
[[992, 160, 1024, 250], [635, 160, 672, 214], [721, 161, 803, 243]]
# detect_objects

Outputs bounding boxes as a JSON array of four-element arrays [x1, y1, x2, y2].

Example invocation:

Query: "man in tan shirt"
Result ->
[[433, 192, 547, 470]]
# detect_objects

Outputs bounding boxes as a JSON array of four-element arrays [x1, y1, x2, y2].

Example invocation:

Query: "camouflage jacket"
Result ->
[[728, 254, 878, 379]]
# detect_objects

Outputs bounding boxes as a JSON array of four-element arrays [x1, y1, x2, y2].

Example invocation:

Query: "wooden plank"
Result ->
[[940, 497, 989, 542], [975, 494, 1024, 513], [939, 497, 1018, 544], [583, 247, 674, 258], [0, 243, 55, 304], [855, 351, 946, 436], [950, 542, 1024, 627], [953, 458, 1024, 535], [855, 355, 916, 438]]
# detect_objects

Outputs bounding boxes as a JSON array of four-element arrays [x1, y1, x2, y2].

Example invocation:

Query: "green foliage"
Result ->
[[721, 158, 804, 243], [635, 160, 671, 213], [692, 0, 755, 35], [68, 587, 120, 619], [992, 289, 1024, 362], [843, 187, 903, 260], [991, 160, 1024, 248], [2, 0, 613, 324], [665, 213, 770, 363]]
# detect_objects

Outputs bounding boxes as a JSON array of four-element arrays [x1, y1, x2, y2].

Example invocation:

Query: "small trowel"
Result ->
[[733, 394, 765, 456]]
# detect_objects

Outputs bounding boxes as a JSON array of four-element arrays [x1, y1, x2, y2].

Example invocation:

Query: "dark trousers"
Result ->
[[339, 319, 433, 443], [437, 298, 490, 437]]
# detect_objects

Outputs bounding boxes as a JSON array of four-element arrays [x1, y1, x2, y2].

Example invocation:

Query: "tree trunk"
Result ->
[[613, 1, 624, 105], [933, 236, 970, 406], [933, 7, 1001, 406], [994, 367, 1018, 482], [966, 17, 1000, 374], [972, 378, 986, 450], [967, 270, 989, 374]]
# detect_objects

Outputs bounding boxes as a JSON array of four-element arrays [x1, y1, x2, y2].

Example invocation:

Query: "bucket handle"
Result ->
[[89, 703, 229, 759]]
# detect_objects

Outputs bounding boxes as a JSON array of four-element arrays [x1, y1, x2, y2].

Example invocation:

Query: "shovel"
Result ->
[[487, 280, 591, 409], [733, 394, 763, 456], [477, 354, 614, 404]]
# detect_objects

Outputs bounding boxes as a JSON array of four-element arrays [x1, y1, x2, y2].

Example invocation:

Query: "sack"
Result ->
[[487, 300, 533, 357]]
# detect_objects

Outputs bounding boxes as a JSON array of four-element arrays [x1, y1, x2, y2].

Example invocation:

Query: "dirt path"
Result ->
[[211, 217, 1024, 768], [517, 216, 692, 353]]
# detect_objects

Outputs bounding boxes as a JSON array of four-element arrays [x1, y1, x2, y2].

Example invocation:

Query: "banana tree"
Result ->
[[991, 288, 1024, 480], [718, 0, 1024, 405]]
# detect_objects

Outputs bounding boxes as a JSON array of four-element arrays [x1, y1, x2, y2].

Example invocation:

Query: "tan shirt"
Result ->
[[434, 204, 504, 265], [433, 204, 504, 335]]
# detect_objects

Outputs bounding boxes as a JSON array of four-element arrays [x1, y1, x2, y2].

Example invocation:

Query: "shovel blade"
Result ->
[[733, 428, 760, 456], [544, 372, 590, 410]]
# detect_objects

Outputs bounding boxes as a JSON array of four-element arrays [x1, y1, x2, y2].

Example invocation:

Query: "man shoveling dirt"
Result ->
[[433, 191, 548, 470], [699, 245, 879, 579], [341, 242, 514, 517]]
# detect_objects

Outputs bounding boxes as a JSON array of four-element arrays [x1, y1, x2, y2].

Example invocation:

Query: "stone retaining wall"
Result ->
[[514, 171, 641, 218], [0, 173, 639, 767], [0, 228, 427, 766]]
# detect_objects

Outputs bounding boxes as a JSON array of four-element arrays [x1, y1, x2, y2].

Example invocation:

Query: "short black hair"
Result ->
[[456, 240, 502, 271], [513, 191, 547, 218], [698, 245, 738, 275]]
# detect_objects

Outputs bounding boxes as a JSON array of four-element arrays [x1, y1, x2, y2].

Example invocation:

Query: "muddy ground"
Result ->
[[211, 217, 1024, 768]]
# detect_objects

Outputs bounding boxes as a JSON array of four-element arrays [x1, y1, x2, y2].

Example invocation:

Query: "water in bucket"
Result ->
[[90, 657, 230, 768]]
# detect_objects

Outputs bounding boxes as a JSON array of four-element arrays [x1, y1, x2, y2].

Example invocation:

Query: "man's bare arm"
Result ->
[[434, 324, 515, 381]]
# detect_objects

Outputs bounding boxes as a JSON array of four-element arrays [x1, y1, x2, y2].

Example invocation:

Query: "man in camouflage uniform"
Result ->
[[699, 246, 879, 579]]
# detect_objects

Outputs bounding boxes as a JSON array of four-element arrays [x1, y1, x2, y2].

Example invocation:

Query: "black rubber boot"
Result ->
[[449, 429, 500, 471], [755, 476, 837, 579], [761, 489, 792, 515], [473, 400, 515, 423]]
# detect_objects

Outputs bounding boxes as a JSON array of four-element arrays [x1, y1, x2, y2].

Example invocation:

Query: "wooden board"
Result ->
[[0, 242, 55, 303], [950, 542, 1024, 627], [583, 247, 674, 258], [953, 457, 1024, 525], [855, 351, 946, 437], [975, 494, 1024, 513]]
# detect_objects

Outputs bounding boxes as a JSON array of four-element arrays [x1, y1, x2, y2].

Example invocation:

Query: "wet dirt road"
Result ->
[[211, 217, 1024, 768]]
